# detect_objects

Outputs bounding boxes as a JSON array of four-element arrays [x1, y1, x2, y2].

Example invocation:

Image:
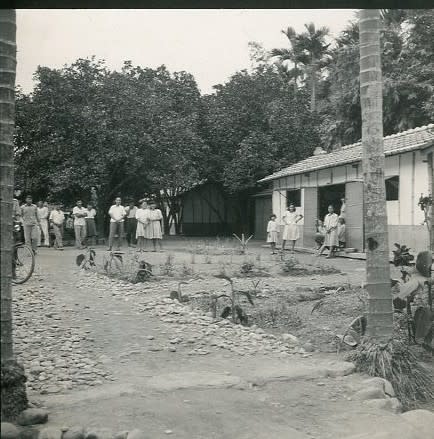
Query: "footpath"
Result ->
[[9, 247, 433, 439]]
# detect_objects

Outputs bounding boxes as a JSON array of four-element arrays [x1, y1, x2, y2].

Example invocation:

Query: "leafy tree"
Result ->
[[14, 60, 206, 233]]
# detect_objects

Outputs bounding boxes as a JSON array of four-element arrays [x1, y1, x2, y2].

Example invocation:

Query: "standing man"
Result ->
[[21, 194, 40, 254], [107, 196, 126, 251], [49, 203, 65, 250], [125, 199, 138, 247], [36, 201, 49, 247], [72, 200, 87, 249]]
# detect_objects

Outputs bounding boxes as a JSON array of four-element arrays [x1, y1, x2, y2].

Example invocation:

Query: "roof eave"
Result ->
[[258, 138, 433, 184]]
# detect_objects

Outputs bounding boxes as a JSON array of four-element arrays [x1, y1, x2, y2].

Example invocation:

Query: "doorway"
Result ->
[[318, 184, 345, 219]]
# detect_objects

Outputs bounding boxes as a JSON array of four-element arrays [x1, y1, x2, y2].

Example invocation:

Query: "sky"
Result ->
[[16, 9, 358, 95]]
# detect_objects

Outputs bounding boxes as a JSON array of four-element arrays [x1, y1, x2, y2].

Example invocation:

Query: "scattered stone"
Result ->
[[281, 333, 299, 344], [364, 397, 402, 413], [62, 426, 85, 439], [353, 386, 386, 401], [0, 423, 20, 439], [126, 430, 148, 439], [17, 408, 49, 426], [113, 432, 128, 439], [39, 427, 62, 439], [362, 377, 395, 397], [400, 409, 434, 437], [85, 429, 113, 439]]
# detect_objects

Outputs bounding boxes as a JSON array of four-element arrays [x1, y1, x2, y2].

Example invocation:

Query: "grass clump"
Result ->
[[348, 338, 434, 410]]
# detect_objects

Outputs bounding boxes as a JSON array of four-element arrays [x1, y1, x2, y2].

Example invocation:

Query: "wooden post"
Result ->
[[359, 9, 393, 341]]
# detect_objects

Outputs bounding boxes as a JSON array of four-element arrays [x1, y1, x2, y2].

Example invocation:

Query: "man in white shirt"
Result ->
[[108, 196, 126, 251], [37, 201, 50, 247], [49, 204, 65, 250], [72, 200, 88, 249]]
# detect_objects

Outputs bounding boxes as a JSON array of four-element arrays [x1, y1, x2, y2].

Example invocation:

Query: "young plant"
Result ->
[[393, 248, 433, 351], [76, 247, 96, 270], [160, 254, 175, 276], [169, 281, 189, 303], [181, 262, 194, 277], [134, 259, 153, 282], [232, 233, 253, 254], [102, 251, 123, 273], [212, 275, 254, 325], [392, 243, 415, 281]]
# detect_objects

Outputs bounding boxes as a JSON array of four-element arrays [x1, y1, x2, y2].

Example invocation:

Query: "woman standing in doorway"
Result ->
[[281, 204, 303, 253], [317, 205, 339, 258]]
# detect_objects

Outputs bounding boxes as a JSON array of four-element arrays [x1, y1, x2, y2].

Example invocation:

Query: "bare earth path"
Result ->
[[12, 243, 431, 439]]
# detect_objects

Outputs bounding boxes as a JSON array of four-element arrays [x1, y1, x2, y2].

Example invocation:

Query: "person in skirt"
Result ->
[[135, 200, 150, 252], [148, 202, 163, 252], [266, 214, 279, 254], [281, 204, 303, 253]]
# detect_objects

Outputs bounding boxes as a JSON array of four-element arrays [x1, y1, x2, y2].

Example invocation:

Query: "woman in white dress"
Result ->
[[148, 202, 163, 252], [135, 200, 150, 252], [317, 205, 339, 258], [281, 204, 303, 253]]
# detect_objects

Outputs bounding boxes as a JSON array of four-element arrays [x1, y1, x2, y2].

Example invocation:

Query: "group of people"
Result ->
[[12, 189, 164, 253], [106, 197, 163, 252], [266, 197, 346, 258]]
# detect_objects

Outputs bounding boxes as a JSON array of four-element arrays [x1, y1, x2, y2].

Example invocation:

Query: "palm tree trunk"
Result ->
[[359, 9, 393, 341], [310, 61, 316, 112], [0, 9, 16, 362], [0, 10, 28, 421]]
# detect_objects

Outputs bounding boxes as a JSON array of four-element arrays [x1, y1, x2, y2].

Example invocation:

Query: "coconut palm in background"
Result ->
[[0, 9, 28, 420], [271, 23, 330, 112], [359, 9, 393, 340], [270, 27, 305, 93]]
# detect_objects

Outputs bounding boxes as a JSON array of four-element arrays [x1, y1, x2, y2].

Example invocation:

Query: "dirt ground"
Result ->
[[12, 237, 433, 438]]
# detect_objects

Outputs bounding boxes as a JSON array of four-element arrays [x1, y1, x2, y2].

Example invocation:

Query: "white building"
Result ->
[[257, 124, 434, 253]]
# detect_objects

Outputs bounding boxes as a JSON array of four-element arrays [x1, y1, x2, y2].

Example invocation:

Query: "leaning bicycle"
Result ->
[[12, 222, 35, 284]]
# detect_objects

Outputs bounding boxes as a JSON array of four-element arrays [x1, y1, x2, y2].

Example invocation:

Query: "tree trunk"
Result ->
[[359, 9, 393, 341], [428, 152, 434, 252], [0, 9, 28, 421], [0, 8, 16, 363], [310, 60, 316, 112]]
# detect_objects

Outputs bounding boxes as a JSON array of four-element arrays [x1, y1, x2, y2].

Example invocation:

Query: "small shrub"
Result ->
[[282, 258, 299, 273], [160, 254, 175, 276], [240, 261, 255, 275], [181, 262, 194, 277]]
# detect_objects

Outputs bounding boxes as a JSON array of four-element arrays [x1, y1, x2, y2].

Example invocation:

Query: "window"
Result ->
[[385, 176, 399, 201], [286, 189, 301, 207]]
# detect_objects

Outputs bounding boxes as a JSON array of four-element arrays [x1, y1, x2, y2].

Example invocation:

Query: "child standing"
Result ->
[[266, 214, 278, 254], [337, 217, 346, 249]]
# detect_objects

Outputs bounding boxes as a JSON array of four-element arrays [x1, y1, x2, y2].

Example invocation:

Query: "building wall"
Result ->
[[270, 149, 432, 252]]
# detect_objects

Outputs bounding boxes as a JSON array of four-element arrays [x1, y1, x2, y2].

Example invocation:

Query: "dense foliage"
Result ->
[[14, 9, 434, 233]]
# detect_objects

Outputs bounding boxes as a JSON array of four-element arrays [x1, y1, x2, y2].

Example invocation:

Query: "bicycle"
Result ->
[[12, 222, 35, 284]]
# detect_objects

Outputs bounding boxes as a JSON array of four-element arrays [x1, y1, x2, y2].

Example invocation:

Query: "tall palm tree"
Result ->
[[296, 23, 330, 112], [359, 9, 393, 340], [0, 9, 28, 420], [0, 9, 16, 362], [270, 27, 305, 93]]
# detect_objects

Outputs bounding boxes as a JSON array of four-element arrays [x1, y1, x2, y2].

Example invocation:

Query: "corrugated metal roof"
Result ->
[[258, 124, 434, 183]]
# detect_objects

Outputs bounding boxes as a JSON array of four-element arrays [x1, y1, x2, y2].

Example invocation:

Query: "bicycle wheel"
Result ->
[[12, 244, 35, 284]]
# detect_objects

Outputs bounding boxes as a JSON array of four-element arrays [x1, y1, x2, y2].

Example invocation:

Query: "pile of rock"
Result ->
[[12, 285, 113, 395]]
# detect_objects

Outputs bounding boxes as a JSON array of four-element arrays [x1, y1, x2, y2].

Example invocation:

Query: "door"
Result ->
[[254, 196, 272, 240], [303, 187, 319, 248], [345, 181, 364, 251]]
